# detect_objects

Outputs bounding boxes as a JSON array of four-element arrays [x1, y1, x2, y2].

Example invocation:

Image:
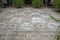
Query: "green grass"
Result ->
[[55, 31, 60, 40], [53, 0, 60, 9], [32, 0, 42, 8], [13, 0, 25, 7], [49, 14, 60, 40], [57, 12, 60, 14], [55, 26, 60, 40], [57, 35, 60, 40], [49, 14, 60, 23]]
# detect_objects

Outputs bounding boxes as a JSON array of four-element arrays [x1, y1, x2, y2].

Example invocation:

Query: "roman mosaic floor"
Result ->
[[0, 8, 60, 40]]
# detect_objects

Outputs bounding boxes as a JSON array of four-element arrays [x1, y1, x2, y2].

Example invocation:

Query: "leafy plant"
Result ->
[[53, 0, 60, 10], [13, 0, 25, 7], [32, 0, 42, 8]]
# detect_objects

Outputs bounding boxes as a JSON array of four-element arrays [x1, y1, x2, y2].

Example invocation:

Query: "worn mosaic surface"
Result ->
[[0, 8, 60, 40]]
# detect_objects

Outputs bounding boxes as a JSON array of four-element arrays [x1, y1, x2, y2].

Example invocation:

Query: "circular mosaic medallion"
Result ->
[[20, 22, 33, 30]]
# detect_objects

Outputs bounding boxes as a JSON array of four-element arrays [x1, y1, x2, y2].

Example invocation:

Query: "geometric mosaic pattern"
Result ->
[[0, 8, 59, 40]]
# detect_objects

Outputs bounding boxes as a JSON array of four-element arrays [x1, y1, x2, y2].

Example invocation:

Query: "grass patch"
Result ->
[[55, 32, 60, 40], [57, 12, 60, 14], [49, 14, 60, 23], [57, 35, 60, 40], [13, 0, 25, 8], [55, 26, 60, 40], [32, 0, 42, 8], [53, 0, 60, 11], [49, 14, 60, 40]]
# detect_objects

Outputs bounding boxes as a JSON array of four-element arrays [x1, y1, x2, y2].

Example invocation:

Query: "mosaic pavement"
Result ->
[[0, 8, 60, 40]]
